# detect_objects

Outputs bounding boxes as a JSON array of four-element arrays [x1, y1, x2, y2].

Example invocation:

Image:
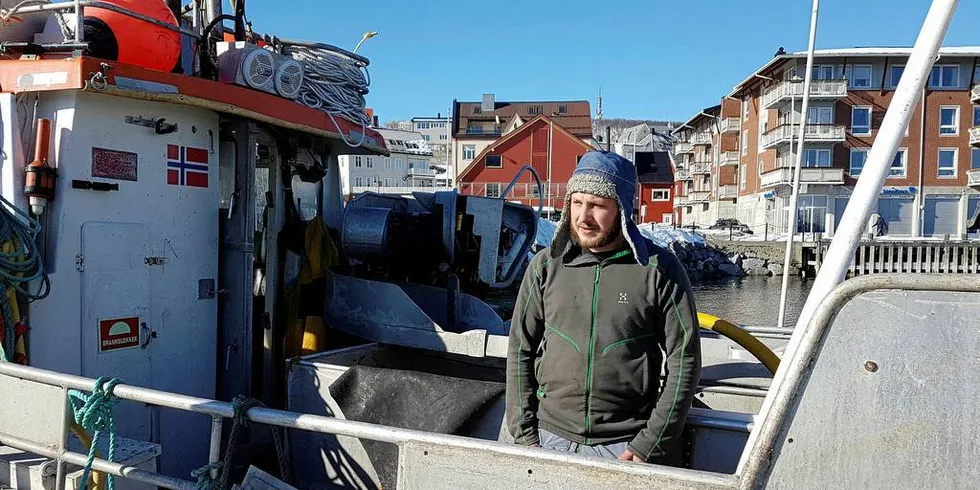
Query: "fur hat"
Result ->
[[550, 151, 650, 265]]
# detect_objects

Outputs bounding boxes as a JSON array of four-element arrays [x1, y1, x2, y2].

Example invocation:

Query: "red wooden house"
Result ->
[[458, 114, 596, 217], [634, 151, 676, 225]]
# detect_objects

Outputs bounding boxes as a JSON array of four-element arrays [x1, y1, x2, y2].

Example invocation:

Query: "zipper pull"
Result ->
[[594, 265, 601, 284]]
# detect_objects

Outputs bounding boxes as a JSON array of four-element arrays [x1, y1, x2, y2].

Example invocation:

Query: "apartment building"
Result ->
[[673, 47, 980, 238], [410, 115, 451, 169], [338, 127, 436, 199], [451, 95, 594, 181]]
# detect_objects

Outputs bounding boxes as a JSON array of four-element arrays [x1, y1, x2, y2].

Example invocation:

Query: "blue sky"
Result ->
[[249, 1, 980, 123]]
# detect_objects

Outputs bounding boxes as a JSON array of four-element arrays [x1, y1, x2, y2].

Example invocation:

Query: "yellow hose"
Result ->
[[697, 313, 780, 375], [69, 421, 106, 490]]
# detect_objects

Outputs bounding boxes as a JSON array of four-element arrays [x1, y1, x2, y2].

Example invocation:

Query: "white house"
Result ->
[[338, 127, 438, 198]]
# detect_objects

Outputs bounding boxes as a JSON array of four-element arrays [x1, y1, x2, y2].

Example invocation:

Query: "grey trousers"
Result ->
[[538, 428, 630, 460]]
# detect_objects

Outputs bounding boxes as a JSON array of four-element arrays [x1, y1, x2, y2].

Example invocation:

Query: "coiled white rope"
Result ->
[[282, 45, 371, 148]]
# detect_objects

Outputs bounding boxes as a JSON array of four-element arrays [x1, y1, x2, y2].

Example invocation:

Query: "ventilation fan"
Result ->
[[217, 42, 276, 94], [272, 56, 304, 100]]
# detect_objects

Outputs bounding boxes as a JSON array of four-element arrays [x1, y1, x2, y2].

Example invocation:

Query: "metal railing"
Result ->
[[351, 185, 453, 195], [761, 79, 848, 108], [968, 169, 980, 188], [719, 151, 740, 167], [719, 118, 741, 133], [673, 142, 693, 154], [459, 182, 568, 200], [407, 167, 437, 176], [674, 170, 692, 181], [761, 124, 846, 149], [970, 126, 980, 147], [761, 167, 845, 188], [691, 132, 712, 145], [688, 161, 712, 174]]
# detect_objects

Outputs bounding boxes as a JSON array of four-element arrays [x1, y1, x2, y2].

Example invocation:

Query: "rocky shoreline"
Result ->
[[668, 240, 801, 281]]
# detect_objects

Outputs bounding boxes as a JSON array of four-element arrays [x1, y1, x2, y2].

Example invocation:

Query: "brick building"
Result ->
[[457, 114, 595, 216], [672, 46, 980, 238]]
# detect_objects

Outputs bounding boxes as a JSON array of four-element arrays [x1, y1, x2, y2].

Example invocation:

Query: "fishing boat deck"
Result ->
[[0, 56, 389, 156]]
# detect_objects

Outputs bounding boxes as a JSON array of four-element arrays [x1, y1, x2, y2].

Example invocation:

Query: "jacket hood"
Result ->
[[550, 150, 650, 265]]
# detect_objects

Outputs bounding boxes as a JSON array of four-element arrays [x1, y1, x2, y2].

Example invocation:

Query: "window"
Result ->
[[973, 148, 980, 169], [473, 106, 481, 114], [528, 105, 542, 115], [803, 149, 832, 168], [486, 183, 500, 198], [366, 157, 373, 168], [847, 65, 873, 88], [758, 157, 764, 175], [851, 106, 871, 135], [354, 156, 363, 168], [889, 65, 905, 87], [938, 148, 957, 178], [651, 189, 670, 201], [850, 148, 868, 176], [439, 134, 448, 140], [888, 149, 907, 178], [741, 130, 748, 156], [462, 145, 476, 160], [485, 155, 502, 168], [797, 195, 828, 233], [742, 99, 749, 121], [423, 135, 430, 141], [807, 106, 833, 125], [383, 178, 390, 187], [973, 106, 980, 127], [939, 106, 958, 135], [929, 65, 959, 88], [354, 176, 363, 187], [811, 65, 835, 80], [740, 164, 747, 190]]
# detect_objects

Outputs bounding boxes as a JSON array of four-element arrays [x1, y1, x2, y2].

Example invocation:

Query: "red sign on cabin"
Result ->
[[99, 317, 140, 352]]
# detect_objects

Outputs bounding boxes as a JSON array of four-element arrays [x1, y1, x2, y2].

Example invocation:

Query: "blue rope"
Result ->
[[0, 193, 50, 362], [68, 376, 122, 490]]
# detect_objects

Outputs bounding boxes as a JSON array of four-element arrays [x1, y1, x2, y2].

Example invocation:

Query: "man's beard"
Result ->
[[572, 216, 622, 250]]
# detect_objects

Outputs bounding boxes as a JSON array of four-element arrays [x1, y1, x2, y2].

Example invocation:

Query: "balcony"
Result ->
[[691, 132, 712, 145], [972, 84, 980, 104], [760, 167, 845, 188], [761, 124, 846, 149], [688, 161, 712, 174], [674, 142, 693, 154], [688, 190, 710, 203], [675, 169, 692, 181], [761, 79, 848, 109], [718, 185, 738, 200], [719, 151, 739, 167], [968, 169, 980, 189], [971, 126, 980, 148], [719, 117, 740, 133], [407, 167, 437, 178]]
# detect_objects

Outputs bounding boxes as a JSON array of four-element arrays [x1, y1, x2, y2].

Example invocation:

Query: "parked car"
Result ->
[[709, 218, 753, 234]]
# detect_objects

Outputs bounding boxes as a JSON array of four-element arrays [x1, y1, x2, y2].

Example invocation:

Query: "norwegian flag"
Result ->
[[167, 144, 209, 188]]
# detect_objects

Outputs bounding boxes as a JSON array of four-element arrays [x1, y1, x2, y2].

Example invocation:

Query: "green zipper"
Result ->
[[583, 249, 631, 444]]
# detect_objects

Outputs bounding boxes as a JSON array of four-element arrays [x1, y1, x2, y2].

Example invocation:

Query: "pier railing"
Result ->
[[813, 240, 980, 276]]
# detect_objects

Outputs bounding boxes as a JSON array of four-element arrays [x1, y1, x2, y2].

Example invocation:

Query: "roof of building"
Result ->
[[453, 99, 593, 139], [671, 105, 721, 135], [729, 46, 980, 96], [458, 114, 596, 181], [375, 127, 433, 156], [635, 151, 674, 185]]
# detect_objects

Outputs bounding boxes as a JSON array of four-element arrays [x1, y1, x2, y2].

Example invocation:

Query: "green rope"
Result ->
[[190, 396, 292, 490], [0, 193, 50, 362], [68, 376, 122, 490]]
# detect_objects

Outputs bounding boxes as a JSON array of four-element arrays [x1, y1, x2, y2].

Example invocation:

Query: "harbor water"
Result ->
[[692, 276, 813, 328]]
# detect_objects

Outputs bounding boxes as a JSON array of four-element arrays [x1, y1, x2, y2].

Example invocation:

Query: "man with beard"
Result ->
[[505, 150, 701, 464]]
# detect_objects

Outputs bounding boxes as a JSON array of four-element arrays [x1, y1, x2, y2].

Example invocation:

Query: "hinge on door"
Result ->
[[145, 256, 166, 266], [75, 254, 84, 272]]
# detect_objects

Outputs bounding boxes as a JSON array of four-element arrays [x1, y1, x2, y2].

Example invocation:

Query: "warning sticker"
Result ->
[[92, 147, 139, 182], [98, 317, 141, 352]]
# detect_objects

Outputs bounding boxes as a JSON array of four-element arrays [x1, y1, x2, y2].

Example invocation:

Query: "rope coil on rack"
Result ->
[[281, 44, 371, 148], [0, 194, 50, 363], [68, 376, 123, 490]]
